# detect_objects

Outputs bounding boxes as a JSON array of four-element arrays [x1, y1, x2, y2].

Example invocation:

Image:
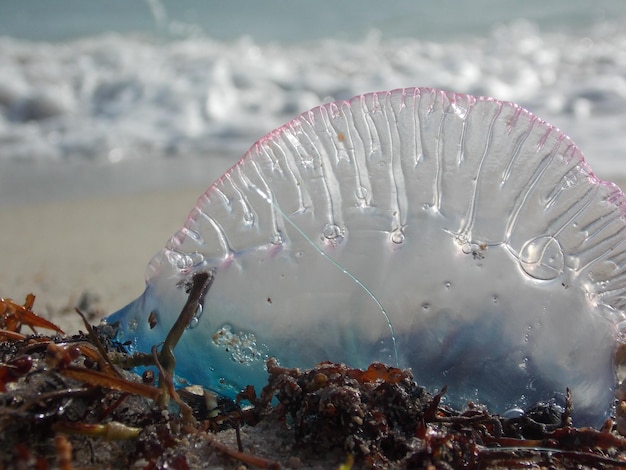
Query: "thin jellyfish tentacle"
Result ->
[[386, 94, 407, 198], [414, 90, 440, 209], [350, 95, 374, 207], [223, 172, 256, 228], [571, 213, 626, 280], [273, 123, 312, 215], [457, 99, 500, 240], [315, 104, 347, 242], [247, 158, 285, 246], [295, 106, 340, 225], [384, 92, 409, 241], [549, 187, 596, 239], [504, 129, 566, 248], [351, 94, 380, 208], [500, 109, 534, 186], [433, 96, 447, 213], [247, 181, 400, 366]]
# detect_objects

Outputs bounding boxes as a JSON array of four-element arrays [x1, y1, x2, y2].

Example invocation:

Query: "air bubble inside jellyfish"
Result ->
[[107, 87, 626, 427]]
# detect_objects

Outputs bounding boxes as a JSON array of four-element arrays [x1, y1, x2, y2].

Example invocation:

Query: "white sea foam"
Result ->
[[1, 18, 625, 204]]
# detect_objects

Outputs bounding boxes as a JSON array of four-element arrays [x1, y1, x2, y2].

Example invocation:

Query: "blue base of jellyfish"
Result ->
[[109, 229, 617, 427]]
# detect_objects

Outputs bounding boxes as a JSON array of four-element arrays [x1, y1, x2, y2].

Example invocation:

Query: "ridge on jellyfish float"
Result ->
[[106, 87, 626, 428]]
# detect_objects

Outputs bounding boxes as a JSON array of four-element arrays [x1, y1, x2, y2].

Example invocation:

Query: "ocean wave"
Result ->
[[0, 20, 625, 174]]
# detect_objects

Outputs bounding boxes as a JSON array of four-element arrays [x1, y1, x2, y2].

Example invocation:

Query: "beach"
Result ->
[[0, 184, 206, 331], [3, 2, 626, 467]]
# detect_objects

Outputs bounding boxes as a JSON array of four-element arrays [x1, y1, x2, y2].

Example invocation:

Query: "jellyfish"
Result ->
[[107, 88, 626, 426]]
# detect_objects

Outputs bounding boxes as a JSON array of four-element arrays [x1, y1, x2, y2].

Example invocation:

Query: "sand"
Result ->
[[0, 185, 206, 332], [2, 176, 625, 333]]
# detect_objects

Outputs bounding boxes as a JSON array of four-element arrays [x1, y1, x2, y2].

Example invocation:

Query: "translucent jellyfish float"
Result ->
[[107, 87, 626, 427]]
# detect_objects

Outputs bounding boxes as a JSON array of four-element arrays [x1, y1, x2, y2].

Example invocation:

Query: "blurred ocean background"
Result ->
[[1, 0, 626, 206]]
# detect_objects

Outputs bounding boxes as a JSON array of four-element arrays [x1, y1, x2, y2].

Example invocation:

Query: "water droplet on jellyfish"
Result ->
[[269, 231, 283, 245], [391, 228, 405, 244], [187, 304, 202, 330], [243, 211, 255, 224], [322, 223, 344, 245]]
